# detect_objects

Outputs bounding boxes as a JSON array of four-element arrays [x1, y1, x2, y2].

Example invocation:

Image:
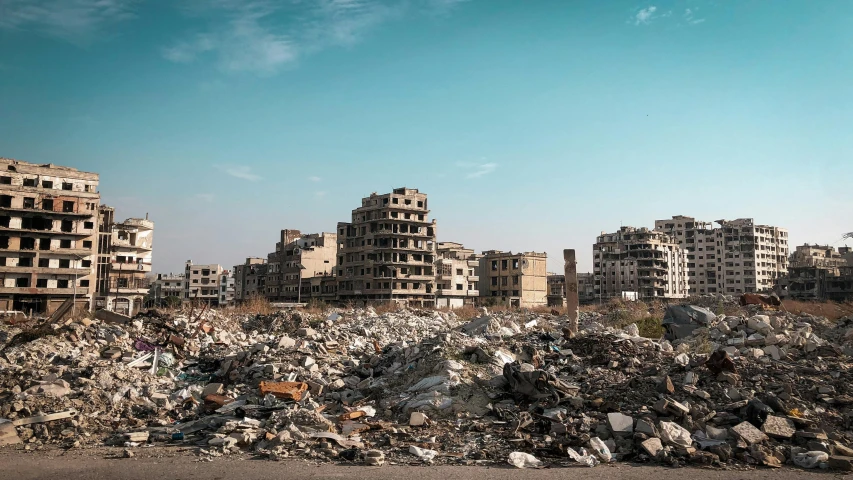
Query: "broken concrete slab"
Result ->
[[732, 421, 769, 445], [641, 437, 664, 457], [607, 412, 633, 435], [761, 415, 796, 439]]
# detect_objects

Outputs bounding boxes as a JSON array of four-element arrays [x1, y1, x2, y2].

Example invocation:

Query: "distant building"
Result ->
[[790, 244, 849, 269], [233, 257, 267, 303], [654, 215, 789, 295], [547, 272, 597, 307], [95, 207, 154, 316], [183, 260, 226, 305], [779, 245, 852, 301], [435, 242, 480, 308], [264, 230, 336, 303], [150, 273, 184, 305], [219, 271, 235, 306], [478, 250, 547, 307], [594, 226, 688, 300], [337, 188, 437, 306]]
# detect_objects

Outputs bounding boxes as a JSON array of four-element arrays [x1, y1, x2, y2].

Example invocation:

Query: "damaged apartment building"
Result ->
[[183, 261, 231, 306], [435, 242, 480, 308], [593, 227, 688, 300], [94, 206, 154, 316], [478, 250, 548, 307], [336, 188, 437, 306], [149, 273, 184, 306], [264, 230, 337, 304], [233, 257, 267, 303], [0, 158, 100, 315], [778, 244, 853, 301], [547, 272, 596, 307], [655, 216, 789, 295]]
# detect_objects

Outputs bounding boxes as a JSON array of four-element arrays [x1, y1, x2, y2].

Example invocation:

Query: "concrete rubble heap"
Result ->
[[1, 302, 853, 471]]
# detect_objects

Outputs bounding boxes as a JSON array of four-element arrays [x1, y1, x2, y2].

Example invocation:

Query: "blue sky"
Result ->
[[1, 0, 851, 274]]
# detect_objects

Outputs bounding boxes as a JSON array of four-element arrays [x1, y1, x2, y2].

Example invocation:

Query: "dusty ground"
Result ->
[[0, 447, 849, 480]]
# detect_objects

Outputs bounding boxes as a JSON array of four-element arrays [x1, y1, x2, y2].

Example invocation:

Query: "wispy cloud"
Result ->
[[216, 165, 261, 181], [308, 176, 321, 182], [195, 193, 215, 202], [0, 0, 138, 45], [457, 161, 497, 179], [163, 0, 469, 75], [315, 190, 327, 198], [683, 8, 705, 25], [634, 6, 657, 25]]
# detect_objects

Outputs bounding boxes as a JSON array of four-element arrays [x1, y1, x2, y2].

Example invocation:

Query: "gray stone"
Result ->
[[636, 419, 657, 437], [607, 412, 633, 435], [278, 336, 296, 348], [202, 383, 224, 397], [296, 327, 317, 337], [732, 421, 769, 445], [761, 415, 795, 439]]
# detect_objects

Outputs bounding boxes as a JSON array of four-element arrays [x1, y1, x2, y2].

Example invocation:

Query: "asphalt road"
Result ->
[[1, 449, 850, 480]]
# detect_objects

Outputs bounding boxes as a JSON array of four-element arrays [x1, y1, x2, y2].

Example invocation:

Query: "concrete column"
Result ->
[[563, 249, 579, 334]]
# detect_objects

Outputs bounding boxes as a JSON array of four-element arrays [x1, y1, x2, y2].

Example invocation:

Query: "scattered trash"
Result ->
[[507, 451, 542, 468]]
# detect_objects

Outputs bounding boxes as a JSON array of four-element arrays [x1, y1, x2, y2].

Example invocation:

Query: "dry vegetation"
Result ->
[[782, 300, 853, 321]]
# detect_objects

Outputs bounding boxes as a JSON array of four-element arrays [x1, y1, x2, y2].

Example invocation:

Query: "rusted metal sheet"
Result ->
[[258, 381, 308, 401]]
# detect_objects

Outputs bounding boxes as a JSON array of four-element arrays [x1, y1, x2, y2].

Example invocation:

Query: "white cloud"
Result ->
[[308, 176, 321, 182], [195, 193, 215, 202], [635, 6, 657, 25], [0, 0, 138, 44], [457, 161, 497, 179], [684, 8, 705, 25], [315, 190, 327, 198], [216, 165, 261, 181], [164, 0, 469, 75]]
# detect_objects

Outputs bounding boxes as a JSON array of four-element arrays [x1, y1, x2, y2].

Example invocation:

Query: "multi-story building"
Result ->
[[233, 257, 267, 303], [336, 188, 437, 306], [149, 273, 184, 306], [593, 227, 688, 300], [654, 216, 789, 295], [547, 272, 597, 307], [263, 230, 336, 303], [94, 207, 154, 315], [0, 158, 100, 315], [478, 250, 547, 307], [300, 275, 338, 304], [789, 244, 849, 269], [183, 260, 226, 305], [778, 245, 851, 301], [219, 271, 235, 306], [434, 241, 479, 308]]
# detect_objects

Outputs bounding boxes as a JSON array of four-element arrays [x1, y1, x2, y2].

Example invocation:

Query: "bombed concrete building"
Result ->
[[94, 206, 154, 316], [594, 227, 688, 300], [233, 257, 267, 303], [435, 241, 480, 308], [263, 230, 336, 303], [336, 188, 437, 306], [0, 158, 100, 315], [779, 245, 853, 301], [478, 251, 547, 307], [655, 216, 789, 295]]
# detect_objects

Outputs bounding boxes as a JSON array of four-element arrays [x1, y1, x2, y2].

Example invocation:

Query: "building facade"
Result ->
[[219, 271, 235, 306], [654, 216, 789, 295], [150, 273, 184, 306], [478, 250, 547, 307], [0, 158, 100, 315], [266, 230, 336, 303], [336, 188, 437, 306], [183, 261, 226, 305], [594, 227, 688, 300], [779, 245, 852, 301], [789, 244, 849, 269], [94, 208, 154, 316], [547, 272, 597, 307], [233, 257, 267, 303], [435, 242, 479, 308]]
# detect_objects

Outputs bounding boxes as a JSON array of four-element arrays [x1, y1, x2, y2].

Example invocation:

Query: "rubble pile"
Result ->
[[1, 303, 853, 471]]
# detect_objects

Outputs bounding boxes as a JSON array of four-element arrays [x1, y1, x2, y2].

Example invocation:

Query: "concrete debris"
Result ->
[[0, 303, 851, 470]]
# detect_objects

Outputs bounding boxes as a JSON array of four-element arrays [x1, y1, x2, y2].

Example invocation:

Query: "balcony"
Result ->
[[0, 206, 94, 218], [0, 266, 90, 275], [435, 289, 478, 297], [111, 262, 152, 273], [0, 287, 79, 295], [0, 226, 92, 237]]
